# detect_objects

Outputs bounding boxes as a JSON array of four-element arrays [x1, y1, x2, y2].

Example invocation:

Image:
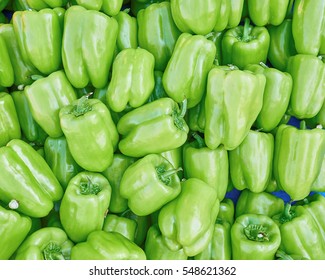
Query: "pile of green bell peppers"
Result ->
[[0, 0, 325, 261]]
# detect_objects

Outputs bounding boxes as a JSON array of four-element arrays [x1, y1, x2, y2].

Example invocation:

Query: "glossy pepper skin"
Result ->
[[221, 18, 270, 69], [195, 199, 234, 260], [0, 205, 32, 260], [204, 65, 266, 150], [106, 48, 155, 112], [292, 0, 325, 55], [14, 227, 73, 260], [59, 172, 111, 243], [162, 33, 216, 108], [117, 97, 189, 157], [246, 0, 291, 26], [286, 54, 325, 119], [59, 96, 119, 172], [158, 178, 219, 257], [213, 0, 244, 32], [138, 1, 181, 71], [231, 214, 281, 260], [101, 153, 136, 214], [44, 136, 82, 190], [267, 19, 297, 71], [145, 224, 187, 260], [12, 9, 62, 75], [102, 214, 137, 242], [170, 0, 220, 35], [120, 154, 182, 216], [62, 5, 118, 89], [11, 90, 47, 145], [0, 36, 14, 87], [0, 139, 63, 217], [274, 123, 325, 201], [311, 155, 325, 192], [131, 0, 169, 16], [25, 0, 68, 10], [0, 92, 21, 147], [71, 231, 146, 260], [24, 70, 77, 138], [183, 133, 229, 201], [235, 189, 284, 218], [229, 130, 274, 193], [245, 63, 293, 132], [274, 203, 325, 260]]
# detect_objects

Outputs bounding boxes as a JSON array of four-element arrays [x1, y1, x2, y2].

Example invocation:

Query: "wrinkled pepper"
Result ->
[[117, 97, 189, 157], [158, 178, 219, 257], [231, 213, 281, 260], [62, 5, 118, 88], [0, 139, 63, 217], [204, 65, 266, 150], [0, 205, 32, 260], [229, 130, 274, 193], [59, 95, 119, 172], [71, 231, 146, 260], [59, 171, 111, 243], [120, 154, 182, 216], [183, 133, 229, 201], [0, 92, 21, 147], [14, 227, 73, 260], [273, 122, 325, 201], [106, 47, 155, 112], [138, 1, 181, 71], [162, 32, 216, 108]]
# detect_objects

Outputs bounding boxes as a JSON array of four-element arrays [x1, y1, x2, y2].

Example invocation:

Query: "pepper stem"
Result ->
[[43, 242, 65, 260], [300, 120, 307, 130], [259, 62, 269, 68], [30, 74, 44, 81], [157, 167, 183, 185], [79, 176, 101, 195], [276, 250, 294, 260], [242, 18, 251, 42], [244, 224, 269, 242], [279, 203, 295, 223], [179, 98, 187, 118], [192, 132, 205, 148], [71, 92, 93, 117]]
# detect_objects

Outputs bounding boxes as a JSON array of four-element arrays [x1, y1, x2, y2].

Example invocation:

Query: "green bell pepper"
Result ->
[[267, 19, 297, 71], [170, 0, 220, 35], [245, 63, 293, 132], [102, 214, 137, 241], [101, 0, 123, 16], [59, 171, 111, 243], [120, 153, 182, 216], [0, 92, 21, 147], [311, 155, 325, 192], [0, 36, 14, 87], [0, 0, 9, 11], [145, 224, 188, 260], [0, 205, 32, 260], [71, 230, 146, 260], [231, 214, 281, 260], [183, 133, 229, 201], [117, 97, 189, 157], [106, 47, 155, 112], [147, 71, 168, 103], [187, 94, 206, 133], [62, 5, 118, 89], [274, 203, 325, 260], [102, 153, 136, 214], [24, 70, 77, 138], [159, 146, 183, 179], [286, 54, 325, 119], [221, 18, 270, 69], [204, 65, 266, 150], [194, 199, 234, 260], [15, 227, 73, 260], [158, 178, 219, 257], [44, 136, 82, 190], [138, 1, 181, 71], [114, 9, 138, 52], [273, 123, 325, 201], [12, 9, 62, 75], [213, 0, 244, 32], [59, 95, 119, 172], [229, 130, 274, 193], [131, 0, 169, 16], [307, 102, 325, 128], [0, 139, 63, 217], [162, 32, 216, 108], [235, 189, 284, 218], [292, 0, 325, 56], [25, 0, 68, 10], [11, 90, 47, 145], [246, 0, 291, 26]]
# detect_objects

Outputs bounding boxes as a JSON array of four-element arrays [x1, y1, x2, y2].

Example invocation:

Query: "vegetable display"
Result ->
[[0, 0, 325, 260]]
